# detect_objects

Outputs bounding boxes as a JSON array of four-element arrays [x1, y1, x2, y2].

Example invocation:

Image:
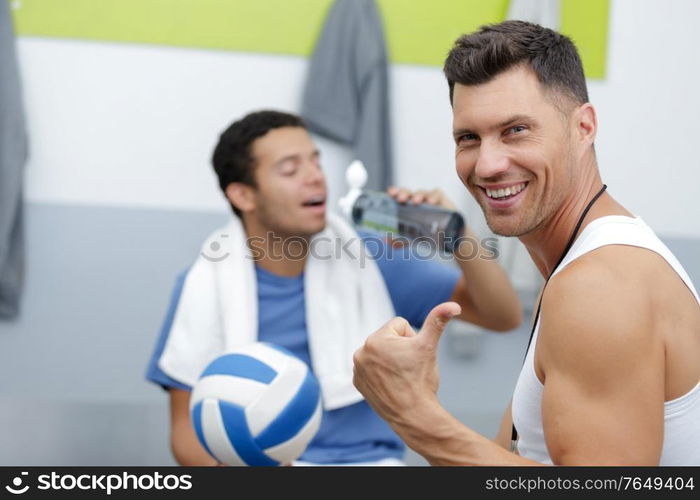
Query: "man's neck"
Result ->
[[243, 220, 309, 278], [519, 173, 631, 278], [255, 255, 307, 277]]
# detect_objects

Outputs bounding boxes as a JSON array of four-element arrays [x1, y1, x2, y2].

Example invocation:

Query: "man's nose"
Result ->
[[474, 141, 510, 179], [304, 162, 325, 185]]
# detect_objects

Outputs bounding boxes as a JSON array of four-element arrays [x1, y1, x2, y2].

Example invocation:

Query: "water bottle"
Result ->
[[338, 161, 465, 253]]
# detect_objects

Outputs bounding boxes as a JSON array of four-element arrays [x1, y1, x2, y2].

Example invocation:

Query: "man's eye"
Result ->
[[508, 125, 527, 134], [278, 162, 298, 175], [458, 133, 479, 143]]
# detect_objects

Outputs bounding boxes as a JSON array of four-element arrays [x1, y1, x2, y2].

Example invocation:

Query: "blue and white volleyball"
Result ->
[[190, 342, 322, 466]]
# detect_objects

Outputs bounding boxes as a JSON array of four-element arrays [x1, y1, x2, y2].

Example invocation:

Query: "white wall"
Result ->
[[590, 0, 700, 238], [15, 0, 700, 292]]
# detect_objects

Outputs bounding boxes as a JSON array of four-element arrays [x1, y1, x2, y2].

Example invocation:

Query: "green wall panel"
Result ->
[[10, 0, 334, 56], [561, 0, 609, 79], [10, 0, 607, 77], [379, 0, 509, 66]]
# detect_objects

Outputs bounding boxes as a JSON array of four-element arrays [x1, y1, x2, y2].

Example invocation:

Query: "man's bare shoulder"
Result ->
[[538, 245, 663, 383], [544, 245, 656, 322], [553, 243, 661, 293], [543, 242, 687, 318]]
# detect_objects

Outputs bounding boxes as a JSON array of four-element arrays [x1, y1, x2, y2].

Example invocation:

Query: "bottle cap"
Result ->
[[338, 160, 368, 217]]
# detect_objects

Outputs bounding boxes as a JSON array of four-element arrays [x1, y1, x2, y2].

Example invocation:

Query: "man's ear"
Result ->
[[225, 183, 256, 213], [575, 102, 597, 146]]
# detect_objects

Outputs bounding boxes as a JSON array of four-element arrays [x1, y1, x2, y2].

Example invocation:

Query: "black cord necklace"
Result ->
[[511, 184, 608, 451]]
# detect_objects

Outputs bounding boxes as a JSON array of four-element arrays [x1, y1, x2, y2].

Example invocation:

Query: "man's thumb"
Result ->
[[418, 302, 461, 345]]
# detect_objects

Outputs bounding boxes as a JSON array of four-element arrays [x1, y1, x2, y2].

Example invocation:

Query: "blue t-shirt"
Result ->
[[145, 232, 460, 463]]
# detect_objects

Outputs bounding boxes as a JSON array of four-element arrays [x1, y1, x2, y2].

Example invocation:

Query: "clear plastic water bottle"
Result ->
[[338, 161, 466, 253]]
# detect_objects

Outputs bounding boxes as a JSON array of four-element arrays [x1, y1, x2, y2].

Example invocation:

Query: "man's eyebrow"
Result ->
[[453, 114, 534, 138], [273, 149, 320, 166], [452, 127, 475, 139], [496, 114, 533, 129]]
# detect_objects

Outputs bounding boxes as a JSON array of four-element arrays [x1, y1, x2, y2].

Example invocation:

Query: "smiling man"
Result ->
[[145, 110, 522, 466], [352, 21, 700, 465]]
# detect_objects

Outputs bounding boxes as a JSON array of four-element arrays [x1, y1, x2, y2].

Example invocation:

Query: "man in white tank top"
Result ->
[[352, 20, 700, 465]]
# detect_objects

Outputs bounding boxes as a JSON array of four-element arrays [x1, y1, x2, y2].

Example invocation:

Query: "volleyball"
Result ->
[[189, 342, 322, 466]]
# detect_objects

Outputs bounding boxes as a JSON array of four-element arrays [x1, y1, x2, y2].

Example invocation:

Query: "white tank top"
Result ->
[[511, 216, 700, 465]]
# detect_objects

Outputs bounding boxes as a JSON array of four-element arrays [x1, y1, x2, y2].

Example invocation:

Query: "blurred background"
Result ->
[[0, 0, 698, 466]]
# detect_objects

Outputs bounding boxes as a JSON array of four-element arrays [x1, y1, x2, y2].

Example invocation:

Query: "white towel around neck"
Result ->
[[158, 212, 395, 410]]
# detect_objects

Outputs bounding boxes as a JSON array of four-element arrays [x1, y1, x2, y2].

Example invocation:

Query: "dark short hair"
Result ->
[[212, 110, 306, 217], [443, 20, 588, 107]]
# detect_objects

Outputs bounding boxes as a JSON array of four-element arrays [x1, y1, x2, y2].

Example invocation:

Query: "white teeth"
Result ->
[[486, 183, 526, 200], [307, 195, 324, 204]]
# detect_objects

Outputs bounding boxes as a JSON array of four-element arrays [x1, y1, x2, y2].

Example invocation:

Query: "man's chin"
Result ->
[[486, 214, 546, 238], [300, 219, 327, 238], [485, 217, 526, 238]]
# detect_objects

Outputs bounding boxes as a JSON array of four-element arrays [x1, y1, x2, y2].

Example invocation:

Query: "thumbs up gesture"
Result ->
[[352, 302, 461, 426]]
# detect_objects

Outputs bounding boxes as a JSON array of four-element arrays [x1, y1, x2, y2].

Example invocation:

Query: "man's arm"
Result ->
[[352, 302, 538, 465], [494, 400, 513, 450], [168, 388, 219, 466], [353, 253, 665, 465], [536, 254, 664, 465], [449, 226, 522, 331]]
